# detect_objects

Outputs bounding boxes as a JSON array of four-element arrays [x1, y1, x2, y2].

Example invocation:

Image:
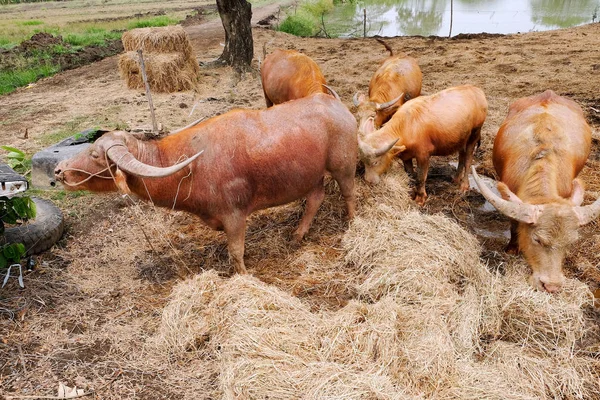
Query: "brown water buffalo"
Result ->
[[260, 49, 329, 107], [358, 85, 487, 206], [54, 94, 357, 274], [354, 39, 422, 133], [471, 90, 600, 293]]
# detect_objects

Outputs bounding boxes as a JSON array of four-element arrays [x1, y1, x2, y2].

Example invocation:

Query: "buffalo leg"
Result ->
[[506, 220, 519, 255], [293, 179, 326, 242], [454, 149, 467, 185], [331, 168, 356, 219], [459, 126, 482, 192], [223, 214, 248, 274], [403, 158, 415, 176], [414, 156, 430, 206]]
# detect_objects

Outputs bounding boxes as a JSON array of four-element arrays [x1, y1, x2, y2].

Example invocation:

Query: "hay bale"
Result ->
[[122, 26, 194, 58], [118, 51, 199, 93]]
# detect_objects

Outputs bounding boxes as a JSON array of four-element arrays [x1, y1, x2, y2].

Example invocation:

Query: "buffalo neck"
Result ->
[[121, 134, 204, 211], [517, 154, 571, 205]]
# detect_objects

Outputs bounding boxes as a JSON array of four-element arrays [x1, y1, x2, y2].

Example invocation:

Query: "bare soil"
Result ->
[[0, 4, 599, 398]]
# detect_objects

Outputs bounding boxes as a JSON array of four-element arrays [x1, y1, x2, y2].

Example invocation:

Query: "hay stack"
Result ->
[[119, 26, 199, 93], [149, 166, 600, 399]]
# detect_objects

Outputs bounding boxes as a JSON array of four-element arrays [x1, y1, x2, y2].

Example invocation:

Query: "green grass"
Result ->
[[0, 64, 59, 95], [36, 116, 91, 147], [64, 28, 122, 47], [127, 15, 180, 29], [19, 20, 44, 26], [279, 14, 317, 36]]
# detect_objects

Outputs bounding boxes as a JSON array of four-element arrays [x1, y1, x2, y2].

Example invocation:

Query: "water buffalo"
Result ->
[[353, 38, 422, 132], [261, 49, 329, 107], [358, 85, 487, 206], [471, 90, 600, 293], [55, 94, 357, 274]]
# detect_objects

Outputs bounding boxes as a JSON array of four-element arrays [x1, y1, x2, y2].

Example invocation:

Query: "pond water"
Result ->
[[331, 0, 600, 37]]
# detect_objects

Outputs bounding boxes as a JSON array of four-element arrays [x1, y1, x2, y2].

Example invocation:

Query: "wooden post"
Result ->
[[449, 0, 453, 38], [137, 49, 158, 136], [363, 8, 367, 38]]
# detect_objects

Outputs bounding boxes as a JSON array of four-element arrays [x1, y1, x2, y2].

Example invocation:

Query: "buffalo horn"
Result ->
[[322, 84, 341, 101], [373, 138, 400, 157], [470, 166, 542, 224], [106, 144, 203, 178], [353, 92, 361, 107], [376, 93, 405, 111], [574, 197, 600, 226]]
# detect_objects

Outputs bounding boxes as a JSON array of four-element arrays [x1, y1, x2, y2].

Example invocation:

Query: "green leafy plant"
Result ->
[[1, 146, 26, 170]]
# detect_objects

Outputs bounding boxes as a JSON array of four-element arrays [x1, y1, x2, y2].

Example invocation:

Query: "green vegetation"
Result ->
[[64, 28, 122, 47], [278, 0, 351, 37], [279, 14, 316, 36], [127, 15, 180, 29], [19, 20, 44, 26], [36, 116, 91, 147], [0, 64, 59, 96]]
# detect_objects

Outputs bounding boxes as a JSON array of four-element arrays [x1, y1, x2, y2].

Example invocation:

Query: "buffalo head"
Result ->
[[54, 131, 202, 192], [472, 166, 600, 293]]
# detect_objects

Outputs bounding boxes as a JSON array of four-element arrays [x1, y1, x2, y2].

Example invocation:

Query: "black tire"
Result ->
[[1, 197, 65, 256]]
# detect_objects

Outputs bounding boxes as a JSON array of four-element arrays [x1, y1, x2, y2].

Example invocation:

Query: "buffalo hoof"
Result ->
[[414, 194, 427, 207], [505, 243, 519, 255]]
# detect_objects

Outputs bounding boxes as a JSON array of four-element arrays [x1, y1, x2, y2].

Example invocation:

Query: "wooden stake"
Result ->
[[449, 0, 453, 38], [137, 49, 158, 137], [363, 8, 367, 38]]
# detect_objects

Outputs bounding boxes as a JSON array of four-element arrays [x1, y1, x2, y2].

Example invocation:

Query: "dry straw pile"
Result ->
[[119, 26, 199, 93], [150, 169, 600, 399]]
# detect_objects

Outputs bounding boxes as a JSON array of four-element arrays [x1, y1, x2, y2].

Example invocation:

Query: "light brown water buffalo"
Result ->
[[55, 94, 357, 274], [353, 39, 422, 133], [471, 90, 600, 293], [260, 49, 329, 107], [358, 85, 487, 206]]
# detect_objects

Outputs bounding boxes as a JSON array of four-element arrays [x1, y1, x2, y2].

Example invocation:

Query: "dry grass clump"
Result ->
[[149, 164, 599, 399], [119, 26, 199, 92], [488, 265, 593, 353]]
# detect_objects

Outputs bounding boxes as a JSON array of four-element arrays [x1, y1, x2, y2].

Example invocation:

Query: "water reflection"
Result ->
[[396, 0, 446, 36], [335, 0, 600, 37], [530, 0, 598, 28]]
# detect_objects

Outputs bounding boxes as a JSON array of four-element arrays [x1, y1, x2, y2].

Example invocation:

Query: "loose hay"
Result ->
[[150, 165, 600, 399]]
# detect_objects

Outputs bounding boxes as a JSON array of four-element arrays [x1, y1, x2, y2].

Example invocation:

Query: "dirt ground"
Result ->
[[0, 4, 600, 398]]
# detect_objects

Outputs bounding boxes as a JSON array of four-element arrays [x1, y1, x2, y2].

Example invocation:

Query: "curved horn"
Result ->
[[322, 84, 341, 101], [106, 144, 203, 178], [353, 92, 361, 107], [373, 138, 400, 157], [471, 166, 542, 224], [376, 93, 404, 111], [574, 197, 600, 226]]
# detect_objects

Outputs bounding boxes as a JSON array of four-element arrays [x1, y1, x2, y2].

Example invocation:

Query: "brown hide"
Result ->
[[261, 49, 327, 107], [55, 94, 358, 274], [491, 90, 593, 292], [356, 45, 422, 133], [358, 85, 487, 205]]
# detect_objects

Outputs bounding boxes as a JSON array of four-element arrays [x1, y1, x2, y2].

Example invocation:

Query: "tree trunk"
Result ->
[[216, 0, 254, 72]]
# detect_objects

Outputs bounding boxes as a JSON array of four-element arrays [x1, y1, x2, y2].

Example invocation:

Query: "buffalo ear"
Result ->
[[391, 145, 406, 156], [497, 182, 523, 203], [115, 169, 131, 195], [570, 179, 585, 206]]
